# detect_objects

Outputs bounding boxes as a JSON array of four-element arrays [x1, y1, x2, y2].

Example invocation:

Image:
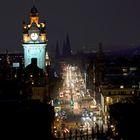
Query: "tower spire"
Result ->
[[33, 0, 36, 5], [30, 4, 39, 24], [33, 0, 38, 7]]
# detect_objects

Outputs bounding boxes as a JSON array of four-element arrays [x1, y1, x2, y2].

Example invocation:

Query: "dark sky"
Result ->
[[0, 0, 140, 53]]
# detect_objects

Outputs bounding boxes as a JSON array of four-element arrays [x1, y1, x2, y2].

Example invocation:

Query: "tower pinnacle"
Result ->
[[30, 5, 39, 17]]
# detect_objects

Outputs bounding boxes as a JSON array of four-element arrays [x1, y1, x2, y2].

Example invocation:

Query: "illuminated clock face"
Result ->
[[30, 33, 38, 41]]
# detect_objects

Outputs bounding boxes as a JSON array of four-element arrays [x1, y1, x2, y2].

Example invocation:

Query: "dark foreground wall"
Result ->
[[109, 100, 140, 140], [0, 100, 55, 139]]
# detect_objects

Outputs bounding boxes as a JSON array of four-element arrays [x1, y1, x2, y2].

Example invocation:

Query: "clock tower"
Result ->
[[22, 6, 47, 71]]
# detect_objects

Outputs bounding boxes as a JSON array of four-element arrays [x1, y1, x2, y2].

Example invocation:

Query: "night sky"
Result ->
[[0, 0, 140, 53]]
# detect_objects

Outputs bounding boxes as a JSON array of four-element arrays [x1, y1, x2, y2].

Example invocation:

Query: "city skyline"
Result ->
[[0, 0, 140, 53]]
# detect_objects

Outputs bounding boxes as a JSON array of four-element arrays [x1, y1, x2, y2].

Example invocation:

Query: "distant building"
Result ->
[[24, 58, 49, 102], [95, 43, 105, 86]]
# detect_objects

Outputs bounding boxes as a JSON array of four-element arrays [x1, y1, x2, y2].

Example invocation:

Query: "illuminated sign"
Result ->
[[12, 62, 20, 68]]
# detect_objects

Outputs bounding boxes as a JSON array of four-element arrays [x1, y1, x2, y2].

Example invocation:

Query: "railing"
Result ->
[[53, 127, 116, 140]]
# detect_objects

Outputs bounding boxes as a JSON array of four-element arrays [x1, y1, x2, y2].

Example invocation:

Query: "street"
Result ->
[[53, 64, 106, 138]]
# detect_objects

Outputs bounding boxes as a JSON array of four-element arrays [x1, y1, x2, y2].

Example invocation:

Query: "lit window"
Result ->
[[120, 85, 124, 88], [132, 91, 135, 94], [41, 23, 45, 28], [122, 68, 127, 72], [24, 25, 27, 29], [123, 73, 128, 76], [14, 74, 17, 78], [106, 97, 113, 104], [28, 24, 31, 28], [132, 85, 137, 88]]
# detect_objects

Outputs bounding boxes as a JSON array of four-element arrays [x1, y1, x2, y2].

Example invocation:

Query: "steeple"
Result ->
[[62, 40, 66, 57], [62, 33, 72, 58], [30, 5, 39, 24], [55, 41, 60, 60], [96, 42, 105, 59], [65, 32, 72, 56], [30, 5, 39, 17]]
